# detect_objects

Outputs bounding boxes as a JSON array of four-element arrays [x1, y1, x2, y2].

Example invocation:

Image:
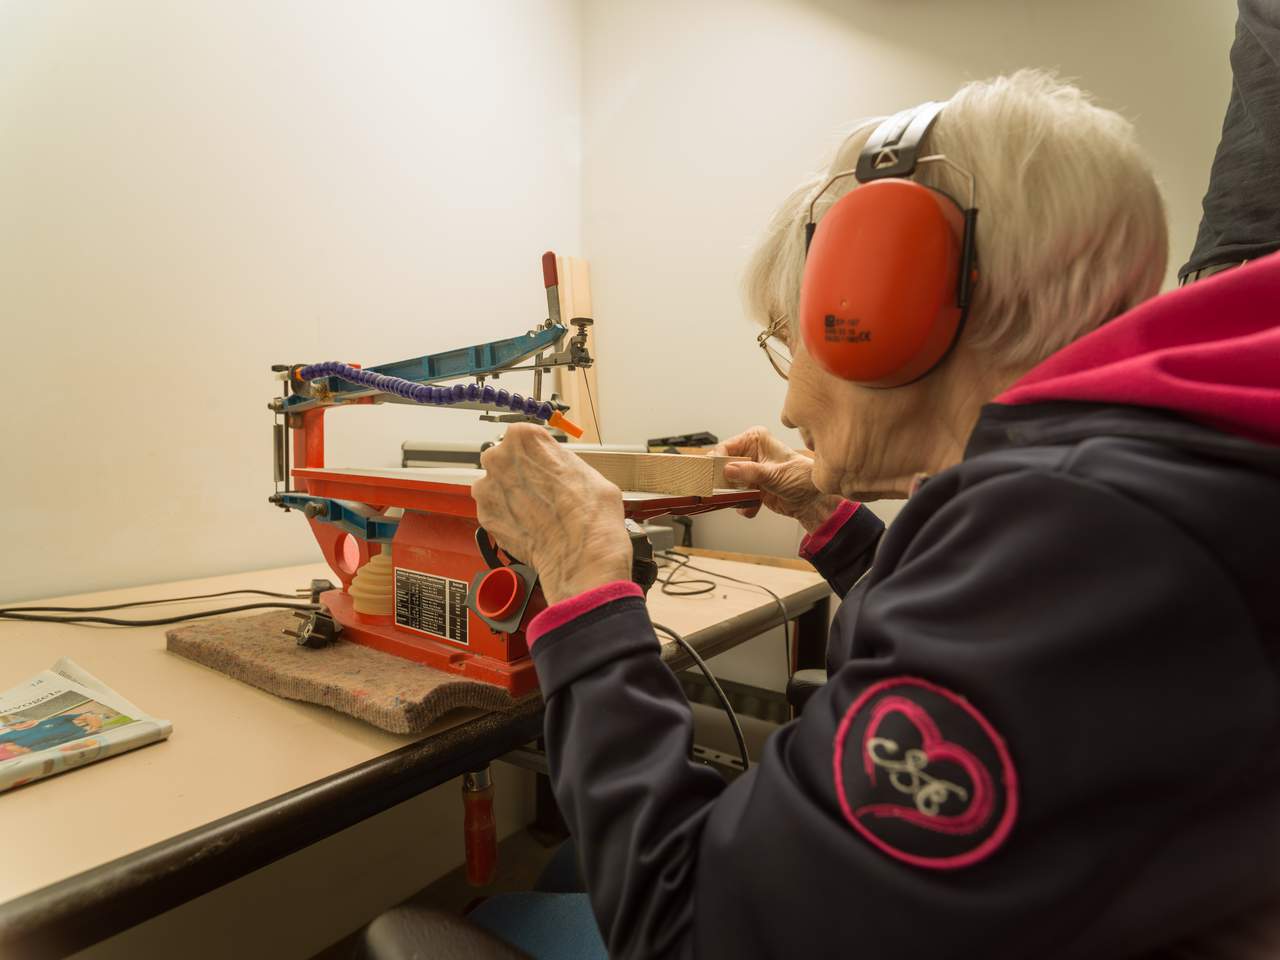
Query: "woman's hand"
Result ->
[[712, 426, 845, 532], [473, 425, 633, 606]]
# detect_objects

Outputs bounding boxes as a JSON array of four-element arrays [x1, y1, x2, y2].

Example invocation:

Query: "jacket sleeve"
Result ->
[[527, 582, 725, 958], [530, 469, 1275, 960], [796, 499, 884, 596]]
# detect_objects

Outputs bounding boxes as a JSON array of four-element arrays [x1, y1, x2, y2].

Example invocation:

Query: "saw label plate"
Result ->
[[394, 568, 470, 646]]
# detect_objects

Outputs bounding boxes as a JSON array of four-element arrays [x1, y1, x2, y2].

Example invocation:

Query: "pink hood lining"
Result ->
[[996, 252, 1280, 447]]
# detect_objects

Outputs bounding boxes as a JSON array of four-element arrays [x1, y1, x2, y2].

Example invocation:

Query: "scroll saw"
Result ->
[[268, 252, 758, 698]]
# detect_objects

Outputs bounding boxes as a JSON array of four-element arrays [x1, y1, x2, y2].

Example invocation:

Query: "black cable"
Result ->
[[656, 553, 716, 597], [0, 601, 320, 627], [658, 551, 793, 680], [2, 588, 308, 615], [652, 621, 749, 773]]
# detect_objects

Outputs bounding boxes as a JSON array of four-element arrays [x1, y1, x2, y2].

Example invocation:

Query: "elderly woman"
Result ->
[[472, 69, 1280, 958]]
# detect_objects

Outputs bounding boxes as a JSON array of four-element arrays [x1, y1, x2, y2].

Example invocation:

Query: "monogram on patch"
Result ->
[[832, 676, 1017, 870]]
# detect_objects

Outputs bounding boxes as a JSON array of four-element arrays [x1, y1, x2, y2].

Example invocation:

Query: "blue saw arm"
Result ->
[[283, 323, 567, 412]]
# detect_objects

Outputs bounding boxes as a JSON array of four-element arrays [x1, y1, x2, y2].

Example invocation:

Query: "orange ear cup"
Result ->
[[799, 179, 965, 387]]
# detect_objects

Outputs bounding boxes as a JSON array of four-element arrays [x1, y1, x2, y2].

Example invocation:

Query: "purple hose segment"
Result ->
[[295, 362, 555, 422]]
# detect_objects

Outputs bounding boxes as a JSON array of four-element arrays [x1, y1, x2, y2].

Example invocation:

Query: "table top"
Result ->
[[1, 556, 828, 909]]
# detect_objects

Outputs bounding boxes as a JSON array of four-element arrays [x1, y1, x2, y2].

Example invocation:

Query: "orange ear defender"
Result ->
[[799, 101, 979, 388]]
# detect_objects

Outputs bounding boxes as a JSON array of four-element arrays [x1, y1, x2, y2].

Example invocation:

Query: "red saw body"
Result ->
[[288, 408, 758, 698]]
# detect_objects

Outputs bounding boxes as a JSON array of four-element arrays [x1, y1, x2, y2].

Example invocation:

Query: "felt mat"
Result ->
[[166, 610, 532, 734]]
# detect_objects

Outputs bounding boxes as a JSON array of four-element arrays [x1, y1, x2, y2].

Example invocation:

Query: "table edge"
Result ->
[[0, 704, 543, 958]]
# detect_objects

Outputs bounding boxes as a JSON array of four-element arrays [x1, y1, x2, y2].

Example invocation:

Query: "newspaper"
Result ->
[[0, 658, 172, 793]]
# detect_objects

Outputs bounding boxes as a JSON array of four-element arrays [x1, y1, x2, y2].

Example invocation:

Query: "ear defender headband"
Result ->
[[799, 100, 978, 388]]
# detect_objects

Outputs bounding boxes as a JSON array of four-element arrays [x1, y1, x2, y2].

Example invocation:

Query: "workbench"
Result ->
[[0, 556, 831, 957]]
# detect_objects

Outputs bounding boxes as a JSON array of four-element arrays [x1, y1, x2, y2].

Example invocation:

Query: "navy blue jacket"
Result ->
[[525, 256, 1280, 958]]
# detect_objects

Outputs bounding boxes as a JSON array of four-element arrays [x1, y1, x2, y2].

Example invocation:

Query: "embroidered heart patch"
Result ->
[[833, 676, 1017, 870]]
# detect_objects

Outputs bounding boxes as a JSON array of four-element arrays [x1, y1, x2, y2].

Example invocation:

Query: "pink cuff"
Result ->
[[527, 580, 645, 649], [799, 500, 860, 560]]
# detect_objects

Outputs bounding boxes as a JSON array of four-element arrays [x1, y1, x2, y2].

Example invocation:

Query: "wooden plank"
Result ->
[[634, 453, 715, 496], [572, 451, 749, 495], [570, 450, 638, 489], [638, 449, 750, 488], [709, 456, 743, 489]]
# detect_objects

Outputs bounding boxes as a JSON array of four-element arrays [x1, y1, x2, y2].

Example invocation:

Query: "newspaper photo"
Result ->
[[0, 658, 172, 793]]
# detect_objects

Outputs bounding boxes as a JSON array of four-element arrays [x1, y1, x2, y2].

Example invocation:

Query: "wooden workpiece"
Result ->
[[572, 450, 750, 496]]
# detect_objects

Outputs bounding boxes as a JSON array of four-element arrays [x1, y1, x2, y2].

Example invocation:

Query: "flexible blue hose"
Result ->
[[297, 362, 555, 421]]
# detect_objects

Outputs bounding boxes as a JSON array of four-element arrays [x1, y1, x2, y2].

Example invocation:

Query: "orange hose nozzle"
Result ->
[[548, 411, 584, 438]]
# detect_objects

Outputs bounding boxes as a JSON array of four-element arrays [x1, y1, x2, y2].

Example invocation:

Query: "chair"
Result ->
[[355, 903, 531, 960]]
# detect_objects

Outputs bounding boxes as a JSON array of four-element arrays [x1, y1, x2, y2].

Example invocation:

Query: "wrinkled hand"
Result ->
[[474, 425, 633, 606], [712, 426, 844, 532]]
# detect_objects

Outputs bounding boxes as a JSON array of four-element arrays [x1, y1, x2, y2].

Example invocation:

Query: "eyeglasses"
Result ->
[[756, 315, 792, 380]]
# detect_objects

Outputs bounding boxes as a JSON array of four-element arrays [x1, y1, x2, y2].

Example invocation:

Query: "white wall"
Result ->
[[0, 1, 1241, 595], [0, 0, 583, 602], [576, 0, 1239, 692], [580, 0, 1238, 556]]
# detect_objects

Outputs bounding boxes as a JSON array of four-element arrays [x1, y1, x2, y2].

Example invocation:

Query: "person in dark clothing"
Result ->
[[468, 70, 1280, 959], [1181, 0, 1280, 283]]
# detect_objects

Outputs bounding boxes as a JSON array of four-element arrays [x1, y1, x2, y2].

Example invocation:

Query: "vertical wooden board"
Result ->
[[569, 255, 593, 317], [576, 257, 601, 442], [557, 255, 575, 322], [553, 256, 602, 444]]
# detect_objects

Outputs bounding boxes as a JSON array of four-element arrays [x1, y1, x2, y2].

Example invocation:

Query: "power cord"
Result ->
[[652, 621, 749, 773], [4, 588, 310, 614], [0, 586, 326, 627], [657, 551, 793, 679], [0, 602, 321, 627], [656, 552, 715, 597]]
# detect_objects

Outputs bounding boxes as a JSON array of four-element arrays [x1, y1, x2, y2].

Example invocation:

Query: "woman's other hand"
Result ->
[[712, 426, 845, 531], [474, 425, 633, 606]]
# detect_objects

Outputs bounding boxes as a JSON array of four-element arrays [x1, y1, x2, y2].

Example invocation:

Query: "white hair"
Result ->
[[743, 69, 1168, 372]]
